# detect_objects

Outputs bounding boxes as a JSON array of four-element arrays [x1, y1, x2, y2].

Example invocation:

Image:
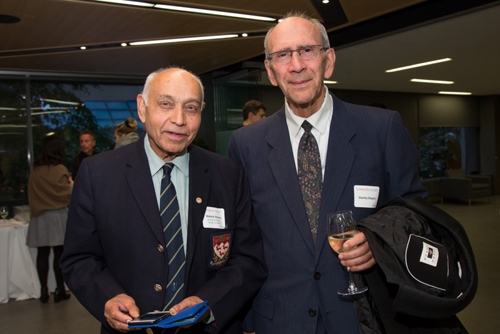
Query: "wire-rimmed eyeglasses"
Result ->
[[267, 45, 327, 64]]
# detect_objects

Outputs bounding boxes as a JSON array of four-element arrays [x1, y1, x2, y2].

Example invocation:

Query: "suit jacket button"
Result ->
[[308, 308, 317, 317], [158, 244, 164, 252], [314, 272, 321, 280], [154, 284, 163, 292], [146, 328, 154, 334]]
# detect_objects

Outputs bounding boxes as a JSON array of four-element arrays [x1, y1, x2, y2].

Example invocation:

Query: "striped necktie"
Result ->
[[297, 121, 323, 244], [160, 162, 185, 310]]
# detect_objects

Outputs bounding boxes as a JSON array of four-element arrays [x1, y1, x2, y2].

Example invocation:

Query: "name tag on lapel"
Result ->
[[203, 206, 226, 229], [354, 185, 380, 208]]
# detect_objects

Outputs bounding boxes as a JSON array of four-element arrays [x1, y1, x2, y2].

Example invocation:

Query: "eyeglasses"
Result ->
[[267, 45, 326, 64]]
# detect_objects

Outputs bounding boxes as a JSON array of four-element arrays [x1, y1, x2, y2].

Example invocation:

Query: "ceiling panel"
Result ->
[[0, 0, 499, 96]]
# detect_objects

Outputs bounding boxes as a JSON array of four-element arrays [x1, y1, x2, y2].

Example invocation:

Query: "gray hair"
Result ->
[[264, 11, 331, 59], [141, 66, 205, 105]]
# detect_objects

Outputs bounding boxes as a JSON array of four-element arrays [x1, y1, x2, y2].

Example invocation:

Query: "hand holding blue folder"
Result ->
[[128, 301, 209, 329]]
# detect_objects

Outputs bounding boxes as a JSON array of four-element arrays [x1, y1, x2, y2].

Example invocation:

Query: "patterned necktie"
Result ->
[[160, 163, 185, 310], [298, 121, 322, 243]]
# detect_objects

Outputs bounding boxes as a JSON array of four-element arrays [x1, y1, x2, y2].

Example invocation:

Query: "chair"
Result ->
[[440, 169, 492, 205]]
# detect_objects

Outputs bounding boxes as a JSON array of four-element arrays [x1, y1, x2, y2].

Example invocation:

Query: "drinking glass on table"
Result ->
[[0, 205, 8, 225], [327, 210, 368, 296]]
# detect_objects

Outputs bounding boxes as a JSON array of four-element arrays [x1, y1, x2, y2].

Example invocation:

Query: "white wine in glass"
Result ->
[[327, 210, 368, 296]]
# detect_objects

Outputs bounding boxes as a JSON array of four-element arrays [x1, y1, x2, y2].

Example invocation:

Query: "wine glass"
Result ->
[[0, 205, 8, 225], [327, 210, 368, 296]]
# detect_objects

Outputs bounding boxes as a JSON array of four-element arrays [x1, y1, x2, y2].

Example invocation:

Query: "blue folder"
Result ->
[[128, 301, 209, 329]]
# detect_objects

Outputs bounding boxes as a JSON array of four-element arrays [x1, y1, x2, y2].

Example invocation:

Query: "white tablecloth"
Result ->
[[0, 222, 41, 303]]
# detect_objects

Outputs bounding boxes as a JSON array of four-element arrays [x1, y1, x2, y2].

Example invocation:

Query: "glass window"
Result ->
[[0, 78, 28, 206], [419, 126, 479, 178], [0, 77, 144, 208]]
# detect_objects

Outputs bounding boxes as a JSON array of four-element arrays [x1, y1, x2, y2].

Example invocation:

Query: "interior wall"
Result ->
[[479, 96, 500, 193], [419, 95, 480, 127]]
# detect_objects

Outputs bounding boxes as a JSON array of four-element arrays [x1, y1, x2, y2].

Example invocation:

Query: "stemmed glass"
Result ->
[[0, 205, 8, 225], [327, 210, 368, 296]]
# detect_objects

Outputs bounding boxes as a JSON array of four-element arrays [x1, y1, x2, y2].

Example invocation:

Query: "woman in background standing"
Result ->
[[114, 117, 140, 149], [27, 135, 73, 303]]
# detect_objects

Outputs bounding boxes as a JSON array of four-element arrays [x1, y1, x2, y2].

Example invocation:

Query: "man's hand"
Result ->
[[104, 293, 140, 332], [169, 296, 210, 327], [338, 231, 376, 272]]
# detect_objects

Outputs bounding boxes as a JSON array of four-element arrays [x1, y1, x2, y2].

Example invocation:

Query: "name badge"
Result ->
[[203, 206, 226, 229], [354, 185, 380, 208]]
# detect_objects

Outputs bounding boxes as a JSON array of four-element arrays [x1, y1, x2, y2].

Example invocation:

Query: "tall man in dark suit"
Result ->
[[229, 12, 427, 333], [61, 67, 267, 334]]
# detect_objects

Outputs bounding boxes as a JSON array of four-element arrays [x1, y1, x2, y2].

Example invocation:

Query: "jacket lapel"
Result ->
[[126, 138, 165, 245], [267, 110, 316, 255], [185, 146, 211, 280], [316, 95, 357, 260]]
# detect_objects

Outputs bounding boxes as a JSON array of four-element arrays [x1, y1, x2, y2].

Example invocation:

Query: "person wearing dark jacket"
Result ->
[[61, 67, 267, 334], [229, 12, 427, 334], [71, 130, 98, 180]]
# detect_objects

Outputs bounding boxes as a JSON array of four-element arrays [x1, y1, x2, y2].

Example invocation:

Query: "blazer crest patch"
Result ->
[[210, 233, 231, 268]]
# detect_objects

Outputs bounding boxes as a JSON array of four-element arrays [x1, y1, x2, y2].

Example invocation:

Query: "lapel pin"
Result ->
[[196, 197, 202, 204]]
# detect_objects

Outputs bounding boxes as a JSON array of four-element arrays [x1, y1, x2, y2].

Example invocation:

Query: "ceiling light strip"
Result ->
[[130, 34, 238, 46], [410, 78, 454, 84], [93, 1, 276, 21], [95, 0, 154, 7], [438, 91, 472, 95], [154, 4, 275, 21], [386, 58, 452, 73]]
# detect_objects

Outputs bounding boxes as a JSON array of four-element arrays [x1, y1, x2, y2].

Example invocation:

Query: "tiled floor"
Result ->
[[437, 196, 500, 333], [0, 196, 498, 333]]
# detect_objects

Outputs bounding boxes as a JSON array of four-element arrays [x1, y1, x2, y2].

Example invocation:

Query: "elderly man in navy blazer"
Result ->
[[61, 67, 267, 334], [229, 12, 427, 333]]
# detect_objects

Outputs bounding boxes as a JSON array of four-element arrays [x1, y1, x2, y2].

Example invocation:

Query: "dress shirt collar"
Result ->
[[144, 134, 189, 177], [285, 86, 333, 135]]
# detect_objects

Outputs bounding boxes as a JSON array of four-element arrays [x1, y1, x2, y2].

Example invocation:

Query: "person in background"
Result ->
[[71, 130, 98, 180], [229, 12, 427, 333], [61, 67, 267, 334], [27, 135, 73, 304], [242, 100, 266, 126], [114, 117, 140, 149]]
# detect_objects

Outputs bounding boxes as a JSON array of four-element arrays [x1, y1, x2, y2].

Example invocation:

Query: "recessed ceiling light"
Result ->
[[80, 46, 87, 50], [323, 0, 330, 3], [439, 91, 472, 95], [130, 34, 238, 46], [242, 33, 248, 37], [121, 43, 128, 47], [411, 78, 454, 84], [95, 0, 154, 7], [154, 4, 275, 21], [386, 58, 452, 73], [324, 80, 337, 84]]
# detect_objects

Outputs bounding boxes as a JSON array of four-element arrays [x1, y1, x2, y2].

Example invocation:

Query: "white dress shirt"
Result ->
[[285, 86, 333, 180]]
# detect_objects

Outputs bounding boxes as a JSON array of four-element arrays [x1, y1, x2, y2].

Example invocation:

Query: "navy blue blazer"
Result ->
[[228, 93, 427, 333], [61, 138, 267, 334]]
